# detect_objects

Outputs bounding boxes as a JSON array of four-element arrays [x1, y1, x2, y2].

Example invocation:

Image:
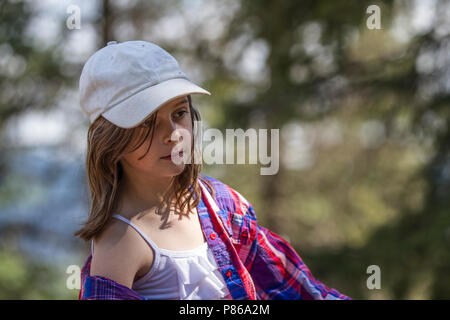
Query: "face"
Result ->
[[119, 95, 193, 178]]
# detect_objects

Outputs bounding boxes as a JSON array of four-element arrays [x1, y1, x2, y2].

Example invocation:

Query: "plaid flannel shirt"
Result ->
[[78, 174, 351, 300]]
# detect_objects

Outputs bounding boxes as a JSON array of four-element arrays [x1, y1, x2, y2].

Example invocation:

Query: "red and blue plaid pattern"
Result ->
[[78, 174, 351, 300]]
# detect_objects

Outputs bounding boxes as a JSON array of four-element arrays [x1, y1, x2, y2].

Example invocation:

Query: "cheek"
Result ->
[[123, 140, 158, 168]]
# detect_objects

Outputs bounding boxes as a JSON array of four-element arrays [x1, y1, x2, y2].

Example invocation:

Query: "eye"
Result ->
[[174, 109, 188, 119]]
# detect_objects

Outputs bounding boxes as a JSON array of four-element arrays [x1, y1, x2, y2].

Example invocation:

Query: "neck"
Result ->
[[117, 170, 175, 217]]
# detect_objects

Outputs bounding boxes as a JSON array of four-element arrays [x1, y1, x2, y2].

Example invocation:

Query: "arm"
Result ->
[[79, 221, 149, 300], [245, 204, 352, 300], [79, 265, 147, 300]]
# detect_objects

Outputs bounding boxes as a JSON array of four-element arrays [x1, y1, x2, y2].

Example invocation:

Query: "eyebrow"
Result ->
[[172, 98, 189, 109]]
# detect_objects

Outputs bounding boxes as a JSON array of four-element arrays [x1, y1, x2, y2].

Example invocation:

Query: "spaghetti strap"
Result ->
[[111, 214, 159, 252]]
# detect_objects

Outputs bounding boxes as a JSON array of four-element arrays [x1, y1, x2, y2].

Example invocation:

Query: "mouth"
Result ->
[[161, 151, 184, 160]]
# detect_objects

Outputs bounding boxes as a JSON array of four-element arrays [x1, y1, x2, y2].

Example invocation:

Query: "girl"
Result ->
[[75, 40, 351, 300]]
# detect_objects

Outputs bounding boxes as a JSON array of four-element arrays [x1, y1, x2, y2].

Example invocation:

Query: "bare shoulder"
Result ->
[[90, 217, 153, 289]]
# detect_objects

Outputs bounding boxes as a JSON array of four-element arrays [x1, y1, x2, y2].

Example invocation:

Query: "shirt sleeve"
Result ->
[[244, 203, 352, 300], [79, 275, 147, 300], [78, 254, 147, 300]]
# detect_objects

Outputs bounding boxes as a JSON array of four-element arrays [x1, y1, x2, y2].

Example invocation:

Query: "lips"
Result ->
[[161, 151, 184, 159]]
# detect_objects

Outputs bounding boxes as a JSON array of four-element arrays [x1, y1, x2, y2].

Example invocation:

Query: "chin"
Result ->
[[161, 163, 186, 177]]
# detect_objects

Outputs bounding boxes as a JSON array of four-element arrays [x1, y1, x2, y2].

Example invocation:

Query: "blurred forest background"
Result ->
[[0, 0, 449, 299]]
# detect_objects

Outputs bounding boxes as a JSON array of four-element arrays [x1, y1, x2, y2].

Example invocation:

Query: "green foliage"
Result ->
[[198, 0, 450, 299], [0, 248, 77, 299], [0, 0, 448, 299], [0, 0, 71, 129]]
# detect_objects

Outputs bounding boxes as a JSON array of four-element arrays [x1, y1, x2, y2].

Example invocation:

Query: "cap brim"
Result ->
[[101, 78, 211, 128]]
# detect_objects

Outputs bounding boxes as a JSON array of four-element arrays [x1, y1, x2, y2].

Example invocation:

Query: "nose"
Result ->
[[162, 118, 183, 145]]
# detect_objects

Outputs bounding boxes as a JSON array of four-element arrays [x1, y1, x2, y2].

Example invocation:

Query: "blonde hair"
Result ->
[[74, 95, 215, 241]]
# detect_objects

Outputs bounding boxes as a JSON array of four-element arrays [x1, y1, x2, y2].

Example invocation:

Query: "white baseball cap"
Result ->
[[79, 40, 211, 128]]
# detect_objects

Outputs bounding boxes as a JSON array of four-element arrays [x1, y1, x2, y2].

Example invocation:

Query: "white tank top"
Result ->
[[91, 213, 231, 300]]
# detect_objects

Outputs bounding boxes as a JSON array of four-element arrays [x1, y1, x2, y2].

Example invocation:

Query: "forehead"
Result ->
[[161, 95, 189, 111]]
